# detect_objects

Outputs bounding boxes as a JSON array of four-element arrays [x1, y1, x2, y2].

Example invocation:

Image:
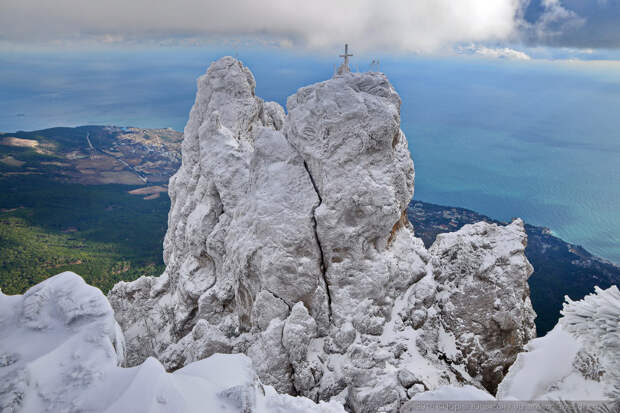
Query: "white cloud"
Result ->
[[467, 46, 532, 60], [0, 0, 526, 52]]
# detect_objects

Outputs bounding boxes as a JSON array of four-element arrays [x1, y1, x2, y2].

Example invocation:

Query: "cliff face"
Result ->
[[108, 57, 536, 411]]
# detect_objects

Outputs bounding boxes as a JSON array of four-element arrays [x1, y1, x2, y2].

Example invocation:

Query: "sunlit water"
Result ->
[[1, 47, 618, 263]]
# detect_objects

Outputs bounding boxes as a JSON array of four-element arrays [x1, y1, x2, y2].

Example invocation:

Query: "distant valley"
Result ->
[[0, 126, 181, 294], [1, 125, 618, 336], [1, 125, 182, 185]]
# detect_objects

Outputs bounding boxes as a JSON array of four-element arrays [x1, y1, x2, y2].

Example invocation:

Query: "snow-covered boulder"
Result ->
[[0, 272, 345, 413], [0, 272, 124, 412], [498, 285, 619, 401]]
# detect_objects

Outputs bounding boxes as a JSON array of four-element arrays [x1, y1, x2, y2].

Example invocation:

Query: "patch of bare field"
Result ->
[[76, 155, 121, 170], [41, 161, 71, 167], [1, 137, 55, 155], [128, 185, 167, 196], [1, 206, 24, 213], [2, 172, 43, 176], [66, 151, 89, 160], [1, 137, 38, 148], [96, 171, 144, 185], [1, 156, 25, 167]]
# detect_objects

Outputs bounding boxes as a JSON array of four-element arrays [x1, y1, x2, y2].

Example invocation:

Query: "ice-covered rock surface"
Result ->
[[498, 285, 620, 401], [0, 272, 345, 413], [406, 219, 537, 393], [108, 57, 537, 411]]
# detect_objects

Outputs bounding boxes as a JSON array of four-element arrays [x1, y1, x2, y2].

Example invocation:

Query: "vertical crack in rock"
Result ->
[[267, 289, 292, 311], [302, 160, 332, 320]]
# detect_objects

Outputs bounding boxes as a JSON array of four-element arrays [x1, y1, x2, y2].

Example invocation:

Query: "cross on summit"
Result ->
[[340, 44, 353, 68], [337, 44, 353, 75]]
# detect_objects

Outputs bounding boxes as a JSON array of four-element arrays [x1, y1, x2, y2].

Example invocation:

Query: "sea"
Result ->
[[1, 46, 619, 264]]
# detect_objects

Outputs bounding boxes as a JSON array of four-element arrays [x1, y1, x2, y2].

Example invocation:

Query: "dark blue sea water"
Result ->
[[1, 47, 619, 263]]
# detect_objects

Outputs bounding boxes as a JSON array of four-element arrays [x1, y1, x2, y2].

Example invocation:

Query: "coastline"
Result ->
[[1, 124, 618, 336], [408, 200, 620, 335]]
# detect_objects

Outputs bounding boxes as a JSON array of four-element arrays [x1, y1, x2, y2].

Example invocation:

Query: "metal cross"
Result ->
[[339, 44, 353, 68]]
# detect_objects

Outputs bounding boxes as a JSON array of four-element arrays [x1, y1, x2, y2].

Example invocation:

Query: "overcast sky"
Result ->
[[1, 0, 619, 57]]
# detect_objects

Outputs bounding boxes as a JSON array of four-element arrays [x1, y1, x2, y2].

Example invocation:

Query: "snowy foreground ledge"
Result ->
[[0, 272, 344, 413], [1, 272, 618, 412]]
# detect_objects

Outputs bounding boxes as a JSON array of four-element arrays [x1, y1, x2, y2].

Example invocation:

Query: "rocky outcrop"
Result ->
[[109, 57, 536, 412], [404, 220, 537, 394], [109, 56, 298, 367]]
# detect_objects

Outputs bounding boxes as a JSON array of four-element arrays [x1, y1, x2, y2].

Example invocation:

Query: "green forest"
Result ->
[[0, 175, 168, 294]]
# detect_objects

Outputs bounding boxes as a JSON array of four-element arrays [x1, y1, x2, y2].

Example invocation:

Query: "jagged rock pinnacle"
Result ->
[[108, 57, 536, 411]]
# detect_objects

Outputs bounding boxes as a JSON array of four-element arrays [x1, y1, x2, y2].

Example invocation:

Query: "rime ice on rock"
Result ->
[[109, 57, 537, 412], [498, 285, 620, 401], [406, 219, 537, 393]]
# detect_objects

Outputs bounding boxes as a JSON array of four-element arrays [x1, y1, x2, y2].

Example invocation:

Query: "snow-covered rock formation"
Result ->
[[108, 57, 537, 412], [0, 272, 345, 413], [407, 220, 537, 394], [498, 285, 620, 401]]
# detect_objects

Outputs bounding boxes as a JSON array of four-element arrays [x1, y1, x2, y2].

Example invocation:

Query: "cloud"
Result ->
[[522, 0, 620, 48], [459, 45, 531, 60], [0, 0, 525, 52], [3, 0, 619, 52]]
